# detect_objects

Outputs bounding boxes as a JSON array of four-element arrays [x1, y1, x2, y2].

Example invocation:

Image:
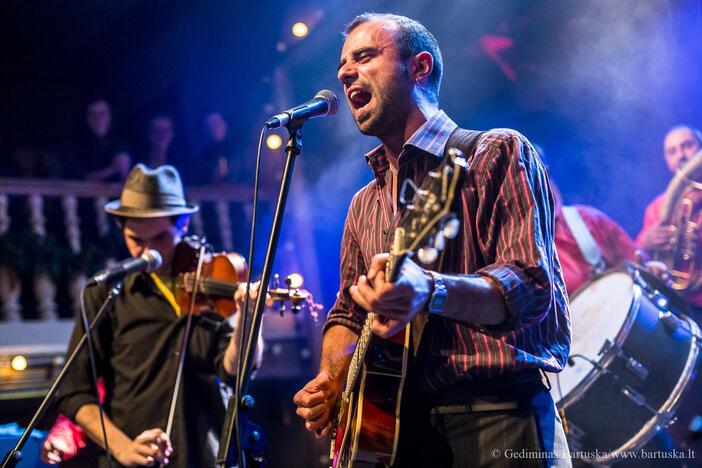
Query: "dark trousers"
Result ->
[[392, 375, 572, 468]]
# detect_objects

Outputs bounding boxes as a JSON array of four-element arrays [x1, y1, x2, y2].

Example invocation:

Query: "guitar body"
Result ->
[[331, 324, 410, 468]]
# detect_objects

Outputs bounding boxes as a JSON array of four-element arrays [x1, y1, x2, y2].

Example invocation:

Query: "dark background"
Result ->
[[1, 1, 701, 465]]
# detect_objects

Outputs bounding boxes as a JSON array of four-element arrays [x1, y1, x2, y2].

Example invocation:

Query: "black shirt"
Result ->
[[57, 272, 235, 468]]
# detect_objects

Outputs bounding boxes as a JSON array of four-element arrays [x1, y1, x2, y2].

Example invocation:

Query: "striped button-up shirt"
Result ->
[[325, 110, 571, 392]]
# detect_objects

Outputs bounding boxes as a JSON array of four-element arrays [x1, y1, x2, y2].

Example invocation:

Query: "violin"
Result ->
[[170, 236, 313, 317]]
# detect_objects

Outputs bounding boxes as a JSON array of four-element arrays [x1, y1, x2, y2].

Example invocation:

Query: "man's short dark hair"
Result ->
[[344, 13, 443, 104]]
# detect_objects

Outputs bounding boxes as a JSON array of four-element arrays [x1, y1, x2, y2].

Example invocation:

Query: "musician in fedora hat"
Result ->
[[56, 164, 260, 467]]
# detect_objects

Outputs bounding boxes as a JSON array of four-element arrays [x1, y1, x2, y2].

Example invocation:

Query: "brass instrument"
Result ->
[[656, 149, 702, 291]]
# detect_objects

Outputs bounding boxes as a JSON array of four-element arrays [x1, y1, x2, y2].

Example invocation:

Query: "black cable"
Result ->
[[80, 286, 113, 468], [230, 124, 268, 467]]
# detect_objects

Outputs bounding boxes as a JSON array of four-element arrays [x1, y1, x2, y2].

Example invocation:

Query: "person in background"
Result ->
[[636, 125, 702, 308], [145, 114, 176, 169], [57, 164, 263, 467], [199, 111, 234, 184], [72, 98, 131, 182]]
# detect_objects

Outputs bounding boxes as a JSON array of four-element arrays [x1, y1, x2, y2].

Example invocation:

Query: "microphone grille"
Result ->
[[315, 89, 339, 117], [142, 249, 163, 272]]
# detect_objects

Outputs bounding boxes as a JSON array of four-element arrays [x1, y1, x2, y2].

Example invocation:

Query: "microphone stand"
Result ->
[[217, 126, 303, 467], [1, 283, 122, 468]]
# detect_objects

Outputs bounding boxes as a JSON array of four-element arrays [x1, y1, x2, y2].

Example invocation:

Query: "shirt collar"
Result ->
[[365, 110, 458, 179], [127, 270, 167, 294]]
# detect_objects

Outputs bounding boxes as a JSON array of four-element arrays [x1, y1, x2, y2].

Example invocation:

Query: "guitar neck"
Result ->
[[343, 231, 407, 394]]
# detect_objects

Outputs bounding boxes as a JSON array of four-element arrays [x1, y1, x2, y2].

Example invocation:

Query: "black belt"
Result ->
[[412, 369, 547, 413]]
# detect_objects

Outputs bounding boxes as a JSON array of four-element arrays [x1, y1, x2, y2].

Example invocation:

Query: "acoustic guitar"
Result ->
[[330, 148, 469, 467]]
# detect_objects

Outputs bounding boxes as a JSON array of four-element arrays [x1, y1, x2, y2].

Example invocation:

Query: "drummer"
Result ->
[[535, 144, 669, 295]]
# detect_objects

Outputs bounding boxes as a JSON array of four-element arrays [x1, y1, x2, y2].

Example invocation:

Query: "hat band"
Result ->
[[120, 188, 187, 210]]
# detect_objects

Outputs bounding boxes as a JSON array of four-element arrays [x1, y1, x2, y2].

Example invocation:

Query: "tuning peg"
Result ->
[[417, 247, 438, 264], [443, 218, 460, 239], [434, 231, 445, 251]]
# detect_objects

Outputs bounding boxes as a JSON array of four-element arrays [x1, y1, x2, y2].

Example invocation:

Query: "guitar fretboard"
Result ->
[[342, 311, 375, 398], [341, 250, 396, 397]]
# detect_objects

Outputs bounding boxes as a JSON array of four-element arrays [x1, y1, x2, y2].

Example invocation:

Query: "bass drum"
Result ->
[[549, 266, 700, 465]]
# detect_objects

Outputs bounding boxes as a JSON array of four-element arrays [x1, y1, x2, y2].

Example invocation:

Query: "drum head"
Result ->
[[552, 271, 635, 403]]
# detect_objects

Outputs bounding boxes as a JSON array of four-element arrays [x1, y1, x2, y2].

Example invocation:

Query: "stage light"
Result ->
[[292, 22, 309, 38], [286, 273, 303, 289], [266, 134, 283, 150], [11, 355, 27, 372]]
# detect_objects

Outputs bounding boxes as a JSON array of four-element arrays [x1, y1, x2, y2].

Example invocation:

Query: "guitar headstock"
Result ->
[[387, 148, 468, 282]]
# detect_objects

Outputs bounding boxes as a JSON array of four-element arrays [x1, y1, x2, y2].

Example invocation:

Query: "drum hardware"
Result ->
[[568, 354, 610, 373], [633, 268, 673, 312], [598, 338, 613, 357], [620, 385, 653, 412], [660, 310, 702, 345], [592, 338, 649, 381], [624, 357, 648, 380], [618, 384, 677, 430]]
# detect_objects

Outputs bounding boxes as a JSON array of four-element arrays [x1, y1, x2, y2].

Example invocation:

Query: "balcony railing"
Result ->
[[0, 178, 257, 321]]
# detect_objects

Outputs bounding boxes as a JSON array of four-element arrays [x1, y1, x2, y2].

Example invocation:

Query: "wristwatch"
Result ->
[[427, 271, 448, 314]]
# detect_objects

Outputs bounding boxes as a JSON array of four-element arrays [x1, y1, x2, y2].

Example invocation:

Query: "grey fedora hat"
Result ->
[[104, 164, 199, 218]]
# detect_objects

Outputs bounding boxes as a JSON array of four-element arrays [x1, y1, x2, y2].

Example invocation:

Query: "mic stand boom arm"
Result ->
[[1, 284, 122, 468]]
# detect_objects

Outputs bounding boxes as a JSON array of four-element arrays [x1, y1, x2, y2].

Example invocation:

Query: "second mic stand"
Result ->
[[1, 283, 122, 468], [217, 126, 303, 468]]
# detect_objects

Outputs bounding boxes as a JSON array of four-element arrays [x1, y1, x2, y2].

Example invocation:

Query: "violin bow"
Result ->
[[163, 242, 208, 451]]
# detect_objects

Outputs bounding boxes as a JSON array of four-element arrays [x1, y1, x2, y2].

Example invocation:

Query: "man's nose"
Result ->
[[338, 63, 357, 87], [678, 154, 689, 169]]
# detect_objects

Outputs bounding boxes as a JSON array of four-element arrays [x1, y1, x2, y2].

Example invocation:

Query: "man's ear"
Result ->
[[180, 216, 191, 237], [410, 51, 434, 84]]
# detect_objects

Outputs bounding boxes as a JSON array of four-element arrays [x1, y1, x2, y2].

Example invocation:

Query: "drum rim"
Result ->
[[559, 272, 642, 409], [590, 317, 700, 464]]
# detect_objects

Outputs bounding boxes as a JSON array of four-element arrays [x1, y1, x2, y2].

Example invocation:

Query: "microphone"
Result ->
[[265, 90, 339, 129], [87, 250, 163, 286]]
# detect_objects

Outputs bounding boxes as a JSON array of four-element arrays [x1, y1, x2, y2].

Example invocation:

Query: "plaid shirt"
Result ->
[[325, 110, 571, 392]]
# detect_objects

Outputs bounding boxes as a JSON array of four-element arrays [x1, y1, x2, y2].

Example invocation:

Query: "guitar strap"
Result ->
[[411, 127, 484, 356]]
